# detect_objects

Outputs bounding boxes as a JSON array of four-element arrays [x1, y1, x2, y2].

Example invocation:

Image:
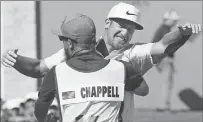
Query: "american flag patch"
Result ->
[[62, 91, 75, 100]]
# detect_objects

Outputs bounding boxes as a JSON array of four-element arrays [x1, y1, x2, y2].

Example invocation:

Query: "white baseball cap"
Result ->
[[107, 2, 144, 30], [163, 10, 180, 20]]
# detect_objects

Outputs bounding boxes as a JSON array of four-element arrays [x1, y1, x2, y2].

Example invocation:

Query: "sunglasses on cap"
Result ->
[[58, 36, 78, 43], [58, 36, 97, 45]]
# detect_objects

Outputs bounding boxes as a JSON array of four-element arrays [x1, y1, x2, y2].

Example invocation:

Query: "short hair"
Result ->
[[20, 103, 25, 108], [25, 98, 35, 103], [11, 107, 20, 113], [49, 105, 58, 110]]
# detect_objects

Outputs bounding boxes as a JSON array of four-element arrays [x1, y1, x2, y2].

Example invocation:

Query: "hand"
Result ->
[[1, 49, 18, 68], [178, 23, 202, 36]]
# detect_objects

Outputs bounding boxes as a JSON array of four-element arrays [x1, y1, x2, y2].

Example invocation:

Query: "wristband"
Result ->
[[178, 26, 192, 36], [178, 26, 185, 37]]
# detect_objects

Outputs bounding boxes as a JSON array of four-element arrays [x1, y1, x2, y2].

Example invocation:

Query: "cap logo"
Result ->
[[126, 11, 137, 16]]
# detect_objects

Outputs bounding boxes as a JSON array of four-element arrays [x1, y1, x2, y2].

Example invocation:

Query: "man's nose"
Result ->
[[121, 28, 128, 37]]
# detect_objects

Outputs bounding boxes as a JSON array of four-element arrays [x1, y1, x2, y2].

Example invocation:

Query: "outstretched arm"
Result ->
[[150, 23, 201, 64], [1, 49, 66, 78], [119, 23, 201, 95], [13, 55, 48, 78]]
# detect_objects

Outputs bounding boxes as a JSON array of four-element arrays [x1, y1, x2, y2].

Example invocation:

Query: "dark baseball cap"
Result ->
[[52, 13, 96, 44]]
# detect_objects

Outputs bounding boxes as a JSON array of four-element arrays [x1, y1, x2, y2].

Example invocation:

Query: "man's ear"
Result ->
[[63, 39, 73, 50], [105, 19, 111, 29], [68, 40, 74, 49]]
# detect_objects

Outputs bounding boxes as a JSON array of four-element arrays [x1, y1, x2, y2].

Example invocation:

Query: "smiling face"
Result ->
[[105, 18, 136, 50]]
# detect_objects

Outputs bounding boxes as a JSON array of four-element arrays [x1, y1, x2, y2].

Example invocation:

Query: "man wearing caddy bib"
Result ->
[[34, 13, 142, 122]]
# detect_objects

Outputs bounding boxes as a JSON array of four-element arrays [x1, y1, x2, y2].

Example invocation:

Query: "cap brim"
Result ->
[[109, 17, 144, 30], [51, 21, 63, 36], [133, 21, 144, 30], [121, 19, 144, 30]]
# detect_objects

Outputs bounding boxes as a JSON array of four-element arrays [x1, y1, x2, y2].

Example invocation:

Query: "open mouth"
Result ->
[[115, 36, 126, 43]]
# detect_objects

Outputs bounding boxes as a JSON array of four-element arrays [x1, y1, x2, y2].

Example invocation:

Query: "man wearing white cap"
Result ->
[[152, 10, 180, 111], [2, 2, 202, 122]]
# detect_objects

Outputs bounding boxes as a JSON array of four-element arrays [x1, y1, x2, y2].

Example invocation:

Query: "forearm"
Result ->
[[162, 27, 191, 54], [151, 27, 191, 63], [35, 68, 56, 122], [132, 80, 149, 96], [163, 28, 191, 55], [125, 74, 144, 91], [34, 99, 53, 122], [13, 55, 47, 78]]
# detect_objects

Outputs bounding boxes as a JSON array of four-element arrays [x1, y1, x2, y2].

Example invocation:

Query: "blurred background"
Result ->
[[1, 1, 202, 122]]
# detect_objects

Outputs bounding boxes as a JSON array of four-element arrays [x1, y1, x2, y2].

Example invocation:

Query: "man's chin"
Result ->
[[114, 44, 124, 50]]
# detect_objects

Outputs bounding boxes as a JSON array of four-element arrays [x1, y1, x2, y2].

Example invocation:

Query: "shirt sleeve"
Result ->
[[34, 67, 56, 122], [122, 43, 155, 75], [44, 49, 66, 69]]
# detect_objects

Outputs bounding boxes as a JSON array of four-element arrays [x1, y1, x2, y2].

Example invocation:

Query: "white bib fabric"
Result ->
[[55, 60, 125, 122]]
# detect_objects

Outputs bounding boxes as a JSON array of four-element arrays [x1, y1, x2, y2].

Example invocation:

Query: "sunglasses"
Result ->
[[58, 36, 78, 43]]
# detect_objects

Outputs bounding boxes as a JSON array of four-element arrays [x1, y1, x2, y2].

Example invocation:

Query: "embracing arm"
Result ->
[[120, 23, 201, 95], [125, 74, 149, 96], [132, 80, 149, 96], [151, 23, 201, 63], [129, 26, 194, 96], [13, 55, 48, 78], [34, 67, 56, 122], [2, 49, 66, 78], [120, 60, 148, 96]]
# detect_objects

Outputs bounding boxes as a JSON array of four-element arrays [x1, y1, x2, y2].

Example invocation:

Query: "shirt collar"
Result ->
[[95, 37, 136, 58], [95, 38, 109, 57], [66, 51, 109, 73]]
